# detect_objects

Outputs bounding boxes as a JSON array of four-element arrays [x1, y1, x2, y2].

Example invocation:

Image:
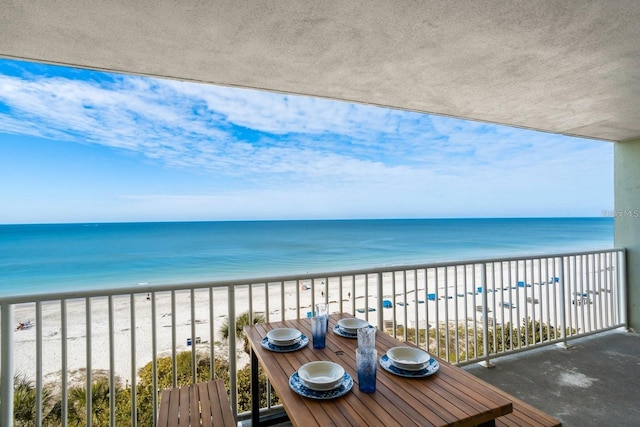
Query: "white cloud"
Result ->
[[0, 61, 613, 220]]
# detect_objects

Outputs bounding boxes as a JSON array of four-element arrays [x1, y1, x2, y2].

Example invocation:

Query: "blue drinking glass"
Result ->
[[311, 315, 327, 349], [356, 348, 377, 393]]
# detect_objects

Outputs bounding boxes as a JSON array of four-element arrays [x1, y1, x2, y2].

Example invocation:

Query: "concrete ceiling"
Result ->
[[1, 1, 639, 142]]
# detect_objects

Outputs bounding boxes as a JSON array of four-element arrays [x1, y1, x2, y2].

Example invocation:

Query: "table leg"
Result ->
[[251, 348, 260, 426]]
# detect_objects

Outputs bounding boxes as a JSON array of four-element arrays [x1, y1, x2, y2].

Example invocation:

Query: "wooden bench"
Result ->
[[157, 379, 236, 427], [495, 395, 561, 427]]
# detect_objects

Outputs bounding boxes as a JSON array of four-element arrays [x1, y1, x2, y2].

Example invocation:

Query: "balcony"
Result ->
[[0, 249, 627, 426]]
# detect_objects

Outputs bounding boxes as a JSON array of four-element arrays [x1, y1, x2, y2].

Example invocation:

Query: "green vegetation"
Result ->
[[8, 310, 274, 426], [12, 374, 55, 426], [8, 351, 275, 427], [389, 317, 575, 363], [10, 315, 567, 425], [219, 311, 265, 354]]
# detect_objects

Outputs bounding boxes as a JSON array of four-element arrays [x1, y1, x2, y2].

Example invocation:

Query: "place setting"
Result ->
[[289, 361, 353, 399], [290, 310, 377, 399], [261, 327, 308, 352], [379, 346, 439, 378], [289, 306, 354, 399], [332, 317, 374, 338]]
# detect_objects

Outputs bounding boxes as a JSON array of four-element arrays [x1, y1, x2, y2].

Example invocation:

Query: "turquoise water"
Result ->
[[0, 218, 613, 296]]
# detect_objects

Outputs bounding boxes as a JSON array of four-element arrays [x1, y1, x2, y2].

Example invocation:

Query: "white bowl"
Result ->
[[266, 328, 302, 346], [386, 346, 430, 371], [337, 318, 369, 333], [297, 361, 345, 391]]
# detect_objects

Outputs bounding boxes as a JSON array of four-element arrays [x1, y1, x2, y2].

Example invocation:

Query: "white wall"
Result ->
[[614, 139, 640, 331]]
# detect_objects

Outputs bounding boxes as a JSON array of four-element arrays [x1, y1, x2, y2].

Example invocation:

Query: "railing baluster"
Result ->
[[295, 279, 301, 319], [443, 268, 450, 362], [391, 272, 397, 338], [151, 292, 158, 424], [551, 258, 558, 337], [480, 264, 492, 367], [190, 288, 197, 383], [209, 288, 215, 380], [108, 295, 116, 427], [558, 258, 568, 346], [264, 281, 270, 323], [248, 283, 254, 321], [377, 272, 384, 331], [572, 255, 579, 334], [604, 252, 611, 325], [130, 294, 137, 427], [61, 299, 68, 427], [0, 303, 15, 427], [364, 274, 370, 323], [487, 262, 502, 353], [533, 259, 539, 343], [544, 258, 551, 339], [506, 262, 512, 351], [401, 270, 408, 342], [584, 254, 590, 331], [608, 251, 614, 323], [412, 270, 420, 346], [464, 265, 470, 360], [434, 268, 441, 358], [86, 297, 92, 427], [228, 285, 238, 419], [619, 249, 627, 327], [35, 301, 43, 427], [591, 254, 597, 329], [280, 280, 286, 322], [350, 274, 356, 315], [423, 269, 429, 347], [452, 266, 459, 362], [595, 253, 601, 328], [339, 276, 344, 317], [523, 260, 530, 348]]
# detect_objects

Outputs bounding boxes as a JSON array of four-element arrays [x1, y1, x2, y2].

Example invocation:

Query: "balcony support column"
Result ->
[[1, 303, 14, 427], [614, 138, 640, 331]]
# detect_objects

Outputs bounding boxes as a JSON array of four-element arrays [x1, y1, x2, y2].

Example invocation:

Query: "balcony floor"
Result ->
[[464, 328, 640, 427]]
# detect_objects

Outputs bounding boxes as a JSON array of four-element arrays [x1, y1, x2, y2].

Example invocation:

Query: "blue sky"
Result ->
[[0, 59, 613, 224]]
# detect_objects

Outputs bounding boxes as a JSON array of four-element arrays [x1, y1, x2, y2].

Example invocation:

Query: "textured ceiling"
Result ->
[[1, 0, 639, 142]]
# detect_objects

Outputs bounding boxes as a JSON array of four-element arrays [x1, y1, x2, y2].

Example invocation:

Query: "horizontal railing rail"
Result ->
[[0, 248, 626, 426]]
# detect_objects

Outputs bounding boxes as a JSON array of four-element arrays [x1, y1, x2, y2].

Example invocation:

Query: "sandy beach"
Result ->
[[11, 259, 614, 387]]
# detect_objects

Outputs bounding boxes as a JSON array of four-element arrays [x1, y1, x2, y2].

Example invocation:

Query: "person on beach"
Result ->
[[16, 321, 31, 331]]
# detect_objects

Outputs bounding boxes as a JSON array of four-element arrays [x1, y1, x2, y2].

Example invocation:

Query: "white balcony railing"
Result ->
[[0, 248, 626, 426]]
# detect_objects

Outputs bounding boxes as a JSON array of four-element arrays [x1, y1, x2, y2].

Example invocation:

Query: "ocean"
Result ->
[[0, 218, 613, 297]]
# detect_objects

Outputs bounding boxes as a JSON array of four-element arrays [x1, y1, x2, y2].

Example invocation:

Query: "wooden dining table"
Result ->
[[245, 313, 513, 427]]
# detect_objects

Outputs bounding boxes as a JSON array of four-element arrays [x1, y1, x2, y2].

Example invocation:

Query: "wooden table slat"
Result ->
[[157, 389, 171, 426], [167, 387, 182, 427], [197, 381, 212, 427]]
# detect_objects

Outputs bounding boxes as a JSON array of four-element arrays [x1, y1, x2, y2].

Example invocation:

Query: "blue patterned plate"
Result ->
[[332, 324, 374, 338], [379, 354, 439, 378], [261, 335, 309, 352], [289, 372, 353, 399]]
